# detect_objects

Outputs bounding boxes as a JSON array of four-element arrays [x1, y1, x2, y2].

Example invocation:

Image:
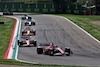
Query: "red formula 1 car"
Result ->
[[18, 37, 37, 47], [22, 27, 36, 36], [37, 43, 73, 56]]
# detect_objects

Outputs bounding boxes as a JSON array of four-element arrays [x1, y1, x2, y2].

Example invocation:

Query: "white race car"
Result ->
[[22, 15, 32, 20], [25, 20, 35, 26]]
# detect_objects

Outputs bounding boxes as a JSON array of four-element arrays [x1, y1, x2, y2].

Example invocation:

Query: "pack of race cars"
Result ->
[[18, 15, 73, 56], [2, 12, 73, 56], [18, 15, 37, 47]]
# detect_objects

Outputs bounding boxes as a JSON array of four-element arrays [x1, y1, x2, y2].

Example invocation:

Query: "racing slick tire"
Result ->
[[3, 12, 13, 15], [28, 17, 32, 20], [3, 13, 6, 15], [25, 23, 27, 26], [34, 41, 37, 47], [22, 17, 25, 20], [3, 12, 6, 15], [49, 48, 54, 56], [18, 40, 20, 46], [37, 46, 43, 54], [34, 31, 36, 35], [65, 47, 70, 56], [22, 32, 24, 36], [30, 29, 36, 35], [32, 22, 35, 25], [18, 40, 23, 47], [50, 51, 54, 56]]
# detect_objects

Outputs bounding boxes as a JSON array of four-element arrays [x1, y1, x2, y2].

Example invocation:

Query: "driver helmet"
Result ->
[[50, 43, 53, 46]]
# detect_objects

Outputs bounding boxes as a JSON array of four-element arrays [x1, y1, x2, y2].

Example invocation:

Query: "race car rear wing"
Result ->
[[39, 43, 50, 46]]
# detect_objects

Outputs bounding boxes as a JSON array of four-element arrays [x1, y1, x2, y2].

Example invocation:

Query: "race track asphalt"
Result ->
[[14, 14, 100, 66]]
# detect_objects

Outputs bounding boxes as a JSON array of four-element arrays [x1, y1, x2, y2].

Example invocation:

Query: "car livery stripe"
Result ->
[[4, 18, 17, 59]]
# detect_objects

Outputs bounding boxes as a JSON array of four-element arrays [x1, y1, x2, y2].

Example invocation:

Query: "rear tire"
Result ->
[[34, 41, 37, 47], [22, 32, 24, 36], [22, 17, 25, 20], [37, 47, 43, 54], [34, 32, 36, 35], [32, 22, 35, 25], [25, 23, 27, 26], [3, 13, 6, 15], [18, 40, 20, 45], [49, 48, 54, 56], [28, 17, 31, 20], [18, 40, 23, 47], [34, 30, 36, 35], [50, 51, 54, 56], [65, 47, 70, 56]]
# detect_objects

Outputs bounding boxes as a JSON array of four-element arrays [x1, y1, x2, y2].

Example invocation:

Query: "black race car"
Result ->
[[3, 11, 13, 15]]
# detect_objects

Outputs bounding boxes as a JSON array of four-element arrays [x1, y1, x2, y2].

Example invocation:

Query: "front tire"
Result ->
[[25, 23, 27, 26], [22, 17, 25, 20], [34, 41, 37, 47], [32, 22, 35, 25], [65, 47, 70, 56], [50, 51, 54, 56], [49, 48, 54, 56]]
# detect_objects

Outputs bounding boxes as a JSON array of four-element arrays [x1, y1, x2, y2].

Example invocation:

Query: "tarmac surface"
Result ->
[[13, 14, 100, 66]]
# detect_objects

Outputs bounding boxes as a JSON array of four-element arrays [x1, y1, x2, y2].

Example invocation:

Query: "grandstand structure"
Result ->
[[0, 0, 84, 14], [0, 0, 76, 3], [0, 0, 52, 3]]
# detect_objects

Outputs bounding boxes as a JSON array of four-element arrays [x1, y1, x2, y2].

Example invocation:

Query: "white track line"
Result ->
[[17, 59, 38, 64], [6, 16, 19, 59], [62, 16, 100, 43], [15, 18, 21, 60]]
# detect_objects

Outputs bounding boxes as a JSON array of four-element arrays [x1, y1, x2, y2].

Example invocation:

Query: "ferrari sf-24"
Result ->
[[37, 43, 73, 56]]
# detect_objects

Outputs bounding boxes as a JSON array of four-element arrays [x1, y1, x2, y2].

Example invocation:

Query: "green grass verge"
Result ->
[[0, 59, 87, 67], [0, 16, 87, 67], [55, 14, 100, 41], [0, 16, 15, 59]]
